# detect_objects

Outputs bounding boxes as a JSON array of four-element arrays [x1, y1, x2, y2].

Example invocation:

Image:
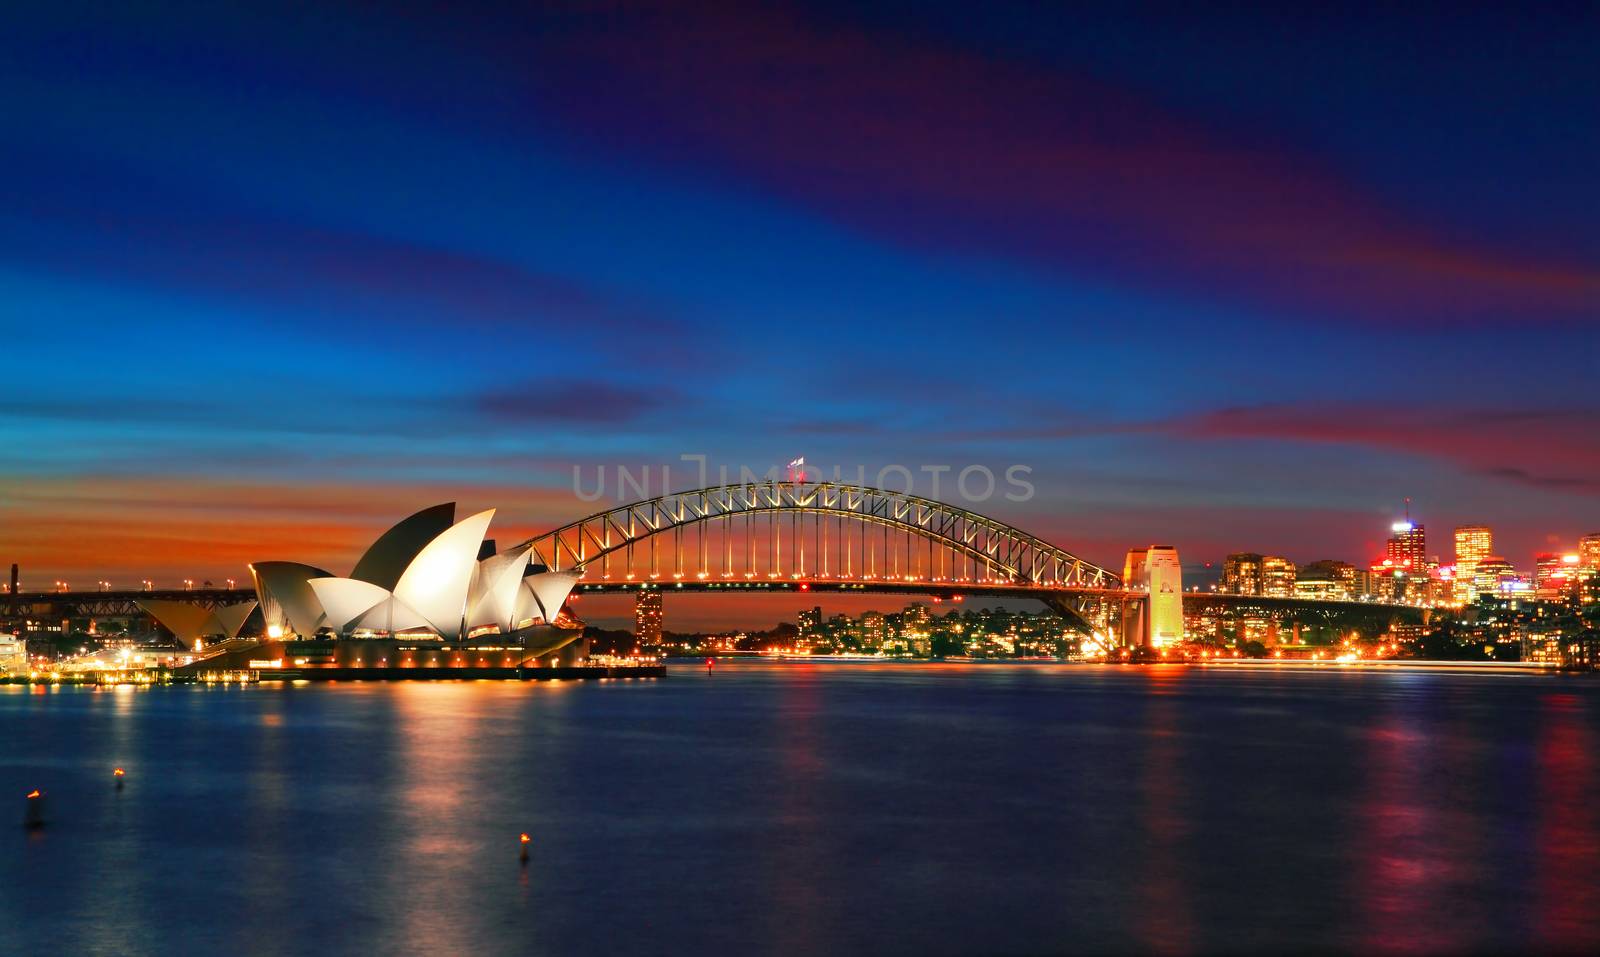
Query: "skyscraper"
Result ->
[[1387, 522, 1426, 574], [634, 590, 663, 646], [1581, 533, 1600, 571], [1453, 525, 1493, 603]]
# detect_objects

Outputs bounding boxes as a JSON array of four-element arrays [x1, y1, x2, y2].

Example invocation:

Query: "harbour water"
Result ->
[[5, 662, 1600, 955]]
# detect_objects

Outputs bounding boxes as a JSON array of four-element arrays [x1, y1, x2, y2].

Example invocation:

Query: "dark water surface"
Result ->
[[5, 662, 1600, 956]]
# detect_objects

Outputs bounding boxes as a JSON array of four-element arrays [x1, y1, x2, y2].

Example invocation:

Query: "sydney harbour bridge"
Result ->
[[2, 481, 1425, 646]]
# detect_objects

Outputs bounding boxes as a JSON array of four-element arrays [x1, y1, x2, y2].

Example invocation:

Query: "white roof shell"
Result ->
[[249, 561, 332, 637], [392, 509, 495, 640], [308, 577, 394, 634], [349, 503, 455, 591], [516, 570, 580, 628], [468, 546, 534, 633]]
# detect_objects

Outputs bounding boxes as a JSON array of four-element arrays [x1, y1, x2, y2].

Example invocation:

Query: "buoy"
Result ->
[[114, 767, 126, 791], [706, 657, 714, 674], [519, 832, 531, 863], [23, 789, 45, 829]]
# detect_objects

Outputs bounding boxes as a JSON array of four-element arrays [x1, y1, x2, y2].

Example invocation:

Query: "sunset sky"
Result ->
[[2, 3, 1596, 626]]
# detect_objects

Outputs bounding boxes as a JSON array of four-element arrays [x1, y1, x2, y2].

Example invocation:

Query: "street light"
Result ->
[[183, 579, 193, 591], [142, 580, 152, 592]]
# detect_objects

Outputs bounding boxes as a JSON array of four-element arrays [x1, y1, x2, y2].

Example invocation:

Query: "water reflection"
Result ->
[[1536, 692, 1600, 952], [765, 665, 826, 954], [1137, 670, 1193, 954], [387, 684, 487, 956], [4, 665, 1600, 955]]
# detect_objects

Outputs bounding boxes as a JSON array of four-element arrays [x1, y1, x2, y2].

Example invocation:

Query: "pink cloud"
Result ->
[[522, 3, 1598, 323], [1174, 404, 1600, 492]]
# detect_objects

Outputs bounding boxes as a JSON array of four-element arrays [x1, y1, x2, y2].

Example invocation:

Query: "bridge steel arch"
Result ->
[[509, 481, 1121, 591]]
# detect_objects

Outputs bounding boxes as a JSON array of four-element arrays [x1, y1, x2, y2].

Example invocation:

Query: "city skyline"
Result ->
[[3, 4, 1597, 627], [4, 9, 1600, 954]]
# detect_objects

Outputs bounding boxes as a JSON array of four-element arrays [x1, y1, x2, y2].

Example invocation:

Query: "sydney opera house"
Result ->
[[141, 504, 588, 676]]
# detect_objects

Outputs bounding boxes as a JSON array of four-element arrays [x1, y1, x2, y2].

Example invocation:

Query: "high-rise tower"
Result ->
[[1387, 522, 1426, 574], [634, 590, 663, 646], [1453, 526, 1493, 602]]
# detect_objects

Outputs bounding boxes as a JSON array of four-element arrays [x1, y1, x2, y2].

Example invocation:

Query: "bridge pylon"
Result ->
[[1121, 546, 1183, 648]]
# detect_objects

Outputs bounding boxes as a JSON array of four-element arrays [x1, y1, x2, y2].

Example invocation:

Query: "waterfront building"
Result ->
[[635, 590, 664, 645], [277, 505, 578, 645], [1223, 553, 1264, 596], [1261, 556, 1297, 598], [0, 633, 25, 672], [1293, 577, 1342, 601], [1299, 560, 1359, 600], [860, 611, 887, 646]]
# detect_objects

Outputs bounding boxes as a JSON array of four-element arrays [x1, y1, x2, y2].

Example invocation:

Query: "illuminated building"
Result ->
[[1296, 560, 1356, 600], [1350, 567, 1373, 598], [1223, 553, 1264, 596], [1293, 577, 1341, 601], [0, 634, 25, 673], [1386, 521, 1426, 576], [1453, 525, 1493, 603], [230, 503, 584, 669], [1535, 552, 1583, 601], [860, 611, 887, 645], [1123, 546, 1183, 647], [635, 590, 664, 645], [135, 598, 259, 648], [797, 605, 822, 637], [1368, 558, 1418, 603], [1581, 533, 1600, 571], [1299, 560, 1360, 600], [1261, 556, 1296, 598], [1472, 556, 1516, 596]]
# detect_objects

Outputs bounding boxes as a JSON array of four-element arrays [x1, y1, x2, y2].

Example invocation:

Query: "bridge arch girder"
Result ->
[[510, 481, 1120, 589]]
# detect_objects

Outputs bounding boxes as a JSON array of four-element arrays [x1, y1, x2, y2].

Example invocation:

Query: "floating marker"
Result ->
[[519, 832, 531, 863], [114, 767, 126, 791], [23, 789, 45, 829]]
